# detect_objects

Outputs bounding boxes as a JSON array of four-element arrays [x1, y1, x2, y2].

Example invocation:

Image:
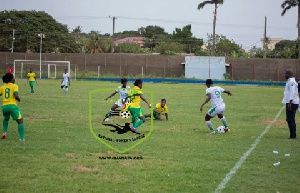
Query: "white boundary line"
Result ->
[[215, 105, 285, 193]]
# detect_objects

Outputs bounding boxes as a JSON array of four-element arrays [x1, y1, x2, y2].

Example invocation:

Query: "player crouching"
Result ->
[[145, 99, 169, 120]]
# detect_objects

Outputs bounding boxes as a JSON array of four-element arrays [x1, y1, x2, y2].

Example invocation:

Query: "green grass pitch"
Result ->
[[0, 79, 299, 193]]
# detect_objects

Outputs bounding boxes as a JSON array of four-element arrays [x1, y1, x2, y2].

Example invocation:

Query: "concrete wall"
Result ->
[[1, 53, 299, 81]]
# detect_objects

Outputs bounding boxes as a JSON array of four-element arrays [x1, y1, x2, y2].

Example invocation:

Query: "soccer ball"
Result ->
[[119, 110, 131, 119], [216, 126, 225, 133]]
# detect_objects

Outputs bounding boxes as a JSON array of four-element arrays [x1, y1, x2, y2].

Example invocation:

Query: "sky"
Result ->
[[1, 0, 298, 50]]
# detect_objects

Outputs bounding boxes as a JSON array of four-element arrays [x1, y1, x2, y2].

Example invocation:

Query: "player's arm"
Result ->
[[200, 93, 211, 112], [123, 93, 141, 103], [140, 95, 151, 108], [223, 90, 232, 96], [105, 91, 118, 101], [14, 92, 20, 102], [165, 113, 169, 120], [153, 107, 159, 113], [68, 76, 70, 86]]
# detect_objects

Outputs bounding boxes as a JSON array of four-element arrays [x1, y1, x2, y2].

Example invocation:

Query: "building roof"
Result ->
[[114, 37, 145, 47]]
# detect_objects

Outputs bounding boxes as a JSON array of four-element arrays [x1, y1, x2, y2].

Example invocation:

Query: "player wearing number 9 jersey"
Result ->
[[200, 79, 232, 134], [0, 73, 25, 141]]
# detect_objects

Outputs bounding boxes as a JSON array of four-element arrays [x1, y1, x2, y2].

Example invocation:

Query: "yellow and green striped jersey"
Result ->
[[27, 72, 36, 81], [0, 83, 19, 105], [127, 86, 143, 108]]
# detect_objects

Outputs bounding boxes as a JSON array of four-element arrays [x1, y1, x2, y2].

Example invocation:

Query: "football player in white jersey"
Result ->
[[103, 78, 130, 121], [61, 68, 70, 94], [200, 79, 232, 134]]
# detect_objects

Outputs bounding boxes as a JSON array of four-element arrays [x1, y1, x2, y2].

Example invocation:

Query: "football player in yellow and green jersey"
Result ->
[[27, 68, 37, 94], [125, 79, 151, 134], [146, 99, 169, 120], [0, 73, 25, 141]]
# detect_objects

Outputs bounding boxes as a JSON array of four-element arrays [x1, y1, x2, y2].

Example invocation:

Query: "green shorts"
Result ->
[[29, 81, 35, 86], [2, 104, 23, 120], [153, 112, 161, 119], [128, 106, 144, 121]]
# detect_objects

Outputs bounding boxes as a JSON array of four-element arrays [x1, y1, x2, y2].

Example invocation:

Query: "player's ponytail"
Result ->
[[2, 73, 13, 83], [134, 79, 142, 86]]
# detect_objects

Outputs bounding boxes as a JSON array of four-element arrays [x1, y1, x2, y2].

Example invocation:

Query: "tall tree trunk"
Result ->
[[212, 3, 217, 56], [298, 5, 300, 58]]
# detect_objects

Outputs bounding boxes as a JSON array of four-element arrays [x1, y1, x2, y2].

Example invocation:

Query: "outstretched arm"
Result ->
[[105, 91, 118, 101], [140, 95, 151, 108], [223, 90, 232, 96], [200, 94, 211, 112]]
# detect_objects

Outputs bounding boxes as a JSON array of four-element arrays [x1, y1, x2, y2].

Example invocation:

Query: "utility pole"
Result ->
[[11, 29, 15, 53], [263, 16, 267, 59], [38, 32, 45, 79], [109, 16, 117, 53]]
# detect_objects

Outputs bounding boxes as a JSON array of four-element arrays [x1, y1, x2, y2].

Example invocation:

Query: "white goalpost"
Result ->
[[13, 60, 76, 80]]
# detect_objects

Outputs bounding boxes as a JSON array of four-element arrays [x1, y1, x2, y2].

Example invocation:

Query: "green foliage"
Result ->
[[198, 0, 224, 9], [205, 34, 246, 57], [0, 10, 79, 53], [114, 30, 141, 39], [172, 24, 203, 53], [114, 42, 148, 53], [138, 25, 167, 37], [155, 41, 184, 55], [272, 39, 298, 58]]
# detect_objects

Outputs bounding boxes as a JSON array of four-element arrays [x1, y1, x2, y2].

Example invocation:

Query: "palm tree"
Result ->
[[197, 0, 224, 56], [281, 0, 300, 58]]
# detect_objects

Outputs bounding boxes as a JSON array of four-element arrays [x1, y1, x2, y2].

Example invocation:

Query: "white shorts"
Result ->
[[207, 103, 225, 117], [61, 81, 69, 87], [115, 99, 128, 108]]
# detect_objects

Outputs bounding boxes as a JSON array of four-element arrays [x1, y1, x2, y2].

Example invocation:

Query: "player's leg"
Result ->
[[154, 113, 162, 120], [29, 81, 35, 94], [216, 103, 229, 132], [129, 107, 144, 134], [64, 84, 68, 94], [134, 109, 145, 128], [61, 81, 65, 92], [2, 106, 11, 139], [11, 105, 25, 141], [206, 107, 217, 134], [103, 102, 120, 121]]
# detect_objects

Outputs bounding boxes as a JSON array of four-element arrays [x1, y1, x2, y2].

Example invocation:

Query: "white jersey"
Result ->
[[116, 86, 130, 100], [282, 77, 299, 104], [63, 73, 70, 82], [206, 86, 225, 107]]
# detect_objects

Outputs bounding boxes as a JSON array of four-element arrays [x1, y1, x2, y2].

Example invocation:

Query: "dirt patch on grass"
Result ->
[[65, 153, 76, 158], [72, 165, 96, 172], [24, 117, 53, 121], [260, 118, 286, 128]]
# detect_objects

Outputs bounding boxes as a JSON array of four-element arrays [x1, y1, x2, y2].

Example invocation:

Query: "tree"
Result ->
[[172, 24, 203, 53], [204, 34, 243, 56], [272, 39, 298, 58], [197, 0, 224, 56], [0, 10, 79, 53], [85, 31, 104, 54], [281, 0, 300, 58], [71, 26, 83, 53], [138, 25, 167, 51]]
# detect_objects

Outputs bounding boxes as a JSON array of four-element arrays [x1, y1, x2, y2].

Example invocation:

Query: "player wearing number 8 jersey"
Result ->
[[200, 79, 232, 134], [0, 73, 25, 141]]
